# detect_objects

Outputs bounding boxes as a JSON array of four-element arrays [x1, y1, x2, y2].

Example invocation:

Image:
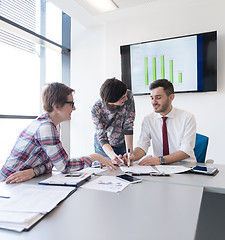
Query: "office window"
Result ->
[[0, 0, 71, 168]]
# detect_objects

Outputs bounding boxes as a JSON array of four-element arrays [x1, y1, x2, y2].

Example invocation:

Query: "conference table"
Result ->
[[1, 162, 225, 240]]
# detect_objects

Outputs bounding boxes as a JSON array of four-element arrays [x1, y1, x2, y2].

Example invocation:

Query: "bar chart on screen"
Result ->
[[144, 55, 183, 85], [130, 35, 198, 94]]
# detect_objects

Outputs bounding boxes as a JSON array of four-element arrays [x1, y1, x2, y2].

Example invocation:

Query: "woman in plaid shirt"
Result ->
[[91, 78, 135, 164], [0, 82, 116, 183]]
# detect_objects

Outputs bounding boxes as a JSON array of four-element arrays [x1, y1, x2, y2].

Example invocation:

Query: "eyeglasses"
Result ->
[[65, 101, 75, 108]]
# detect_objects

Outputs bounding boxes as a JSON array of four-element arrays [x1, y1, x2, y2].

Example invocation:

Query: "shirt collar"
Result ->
[[155, 106, 175, 119]]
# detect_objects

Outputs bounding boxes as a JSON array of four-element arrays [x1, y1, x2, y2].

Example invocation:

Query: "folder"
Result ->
[[0, 183, 76, 232], [39, 172, 92, 187]]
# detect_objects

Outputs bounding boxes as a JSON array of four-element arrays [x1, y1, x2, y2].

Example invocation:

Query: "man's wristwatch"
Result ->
[[159, 156, 166, 165]]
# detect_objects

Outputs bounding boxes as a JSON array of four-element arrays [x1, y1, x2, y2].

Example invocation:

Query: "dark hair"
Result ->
[[42, 82, 74, 113], [150, 79, 174, 96], [100, 77, 127, 104]]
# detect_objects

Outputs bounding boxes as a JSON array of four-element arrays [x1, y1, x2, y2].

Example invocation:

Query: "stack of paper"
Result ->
[[0, 183, 75, 232], [0, 211, 44, 232]]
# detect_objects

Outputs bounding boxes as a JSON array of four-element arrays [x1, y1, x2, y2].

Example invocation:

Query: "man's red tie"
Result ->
[[162, 117, 169, 156]]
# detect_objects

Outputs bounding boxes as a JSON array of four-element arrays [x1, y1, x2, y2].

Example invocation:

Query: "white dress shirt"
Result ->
[[136, 107, 196, 161]]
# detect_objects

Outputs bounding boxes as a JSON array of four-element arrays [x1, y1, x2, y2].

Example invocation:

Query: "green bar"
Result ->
[[153, 57, 156, 81], [169, 60, 173, 83], [178, 72, 182, 83], [161, 55, 165, 78], [144, 57, 149, 86]]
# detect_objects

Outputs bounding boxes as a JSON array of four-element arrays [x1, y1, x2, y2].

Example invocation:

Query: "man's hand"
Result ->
[[138, 156, 161, 166], [5, 169, 35, 184]]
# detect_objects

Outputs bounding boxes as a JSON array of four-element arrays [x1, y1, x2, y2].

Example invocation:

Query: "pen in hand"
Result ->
[[127, 149, 130, 167], [115, 153, 125, 165], [112, 151, 125, 165]]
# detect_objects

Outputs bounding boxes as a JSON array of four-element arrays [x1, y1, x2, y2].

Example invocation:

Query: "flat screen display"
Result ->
[[120, 31, 217, 95]]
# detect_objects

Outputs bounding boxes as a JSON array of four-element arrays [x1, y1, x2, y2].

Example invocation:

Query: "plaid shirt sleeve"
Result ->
[[36, 122, 92, 174]]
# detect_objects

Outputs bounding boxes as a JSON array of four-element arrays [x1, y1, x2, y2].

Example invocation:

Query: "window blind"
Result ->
[[0, 0, 37, 53]]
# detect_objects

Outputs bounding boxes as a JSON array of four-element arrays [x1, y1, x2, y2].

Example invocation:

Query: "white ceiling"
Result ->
[[51, 0, 206, 27], [73, 0, 158, 15], [51, 0, 165, 27]]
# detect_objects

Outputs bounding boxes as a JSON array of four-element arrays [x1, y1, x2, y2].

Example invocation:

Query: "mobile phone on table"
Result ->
[[116, 174, 142, 183], [190, 166, 218, 176]]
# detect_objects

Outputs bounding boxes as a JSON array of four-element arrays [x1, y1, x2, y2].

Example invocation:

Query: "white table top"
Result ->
[[127, 163, 225, 194], [0, 162, 224, 240], [0, 179, 203, 240]]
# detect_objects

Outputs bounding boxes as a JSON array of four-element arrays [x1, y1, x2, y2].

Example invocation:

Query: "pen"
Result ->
[[115, 153, 125, 164], [132, 173, 170, 177], [0, 196, 10, 199], [93, 164, 106, 168], [113, 152, 125, 165], [127, 148, 130, 167]]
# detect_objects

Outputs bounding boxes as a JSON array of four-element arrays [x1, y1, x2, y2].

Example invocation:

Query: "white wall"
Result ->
[[70, 20, 106, 157], [70, 0, 225, 163]]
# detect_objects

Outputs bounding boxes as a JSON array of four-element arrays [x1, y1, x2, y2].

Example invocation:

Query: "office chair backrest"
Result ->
[[194, 133, 209, 163]]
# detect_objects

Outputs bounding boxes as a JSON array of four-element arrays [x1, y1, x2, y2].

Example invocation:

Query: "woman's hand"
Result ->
[[112, 154, 124, 165], [5, 169, 35, 184], [90, 153, 118, 171]]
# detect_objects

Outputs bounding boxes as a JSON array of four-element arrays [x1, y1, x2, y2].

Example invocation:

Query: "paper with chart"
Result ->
[[82, 176, 130, 193], [120, 163, 158, 174]]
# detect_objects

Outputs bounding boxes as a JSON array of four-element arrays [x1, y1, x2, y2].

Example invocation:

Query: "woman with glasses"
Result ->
[[0, 82, 117, 183], [91, 78, 135, 165]]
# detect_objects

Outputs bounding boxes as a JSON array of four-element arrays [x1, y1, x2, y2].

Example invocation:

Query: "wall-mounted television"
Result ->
[[120, 31, 217, 95]]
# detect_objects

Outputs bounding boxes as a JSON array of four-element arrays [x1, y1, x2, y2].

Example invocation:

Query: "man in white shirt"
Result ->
[[129, 79, 196, 165]]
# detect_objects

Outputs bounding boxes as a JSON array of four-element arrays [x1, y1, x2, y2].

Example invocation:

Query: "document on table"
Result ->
[[120, 163, 158, 174], [79, 167, 107, 175], [155, 165, 190, 174], [82, 176, 130, 193], [0, 211, 44, 232], [0, 183, 76, 232], [120, 163, 190, 175], [0, 184, 75, 213], [0, 184, 11, 199]]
